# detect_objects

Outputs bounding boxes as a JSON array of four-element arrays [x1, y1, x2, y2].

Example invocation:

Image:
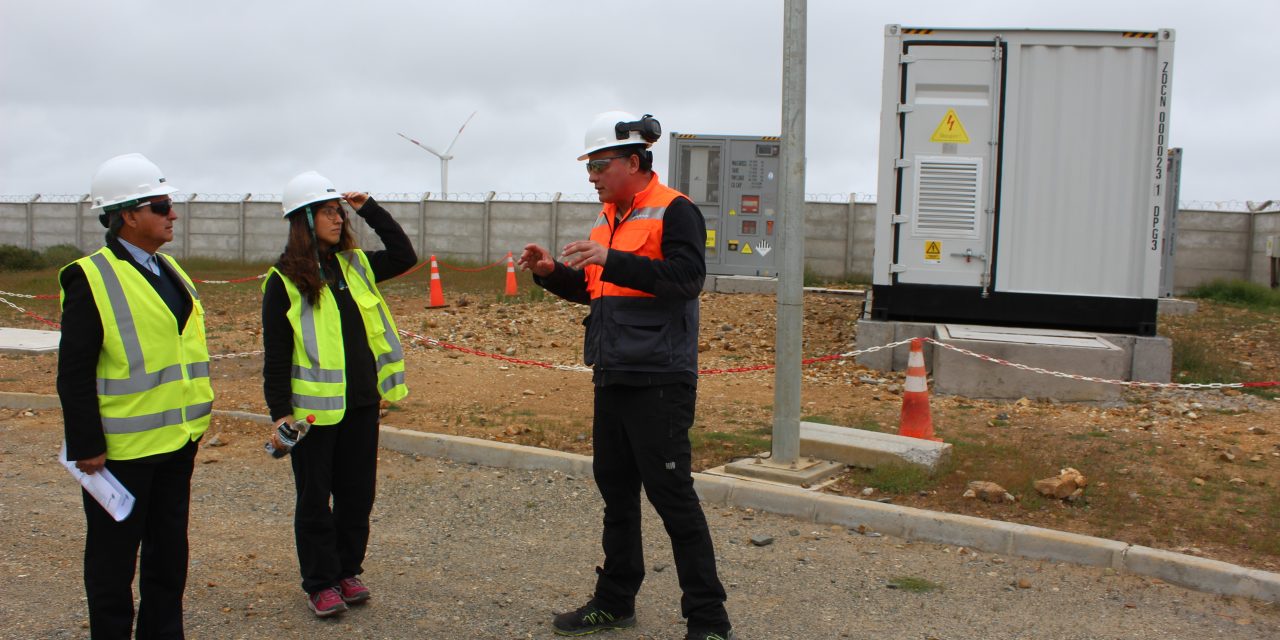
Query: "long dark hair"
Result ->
[[276, 206, 357, 306]]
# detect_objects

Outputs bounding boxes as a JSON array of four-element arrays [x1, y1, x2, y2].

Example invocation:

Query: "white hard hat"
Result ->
[[90, 153, 179, 211], [282, 171, 342, 218], [578, 111, 661, 160]]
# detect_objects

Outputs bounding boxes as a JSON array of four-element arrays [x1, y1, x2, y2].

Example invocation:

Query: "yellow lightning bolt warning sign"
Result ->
[[929, 108, 970, 144]]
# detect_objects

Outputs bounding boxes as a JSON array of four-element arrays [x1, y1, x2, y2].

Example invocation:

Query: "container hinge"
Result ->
[[897, 103, 914, 114], [891, 214, 908, 225], [899, 54, 916, 65], [894, 158, 912, 169], [889, 264, 908, 274]]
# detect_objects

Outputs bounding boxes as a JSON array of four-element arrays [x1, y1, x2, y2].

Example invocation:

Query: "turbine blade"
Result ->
[[397, 132, 445, 158], [444, 110, 477, 155]]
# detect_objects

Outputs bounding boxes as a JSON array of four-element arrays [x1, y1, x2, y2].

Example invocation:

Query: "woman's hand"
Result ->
[[342, 191, 370, 212]]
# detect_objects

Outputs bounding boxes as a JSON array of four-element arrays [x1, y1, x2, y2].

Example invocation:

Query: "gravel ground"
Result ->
[[3, 411, 1278, 640]]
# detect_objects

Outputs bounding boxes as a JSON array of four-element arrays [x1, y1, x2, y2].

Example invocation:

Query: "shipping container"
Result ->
[[869, 25, 1175, 335]]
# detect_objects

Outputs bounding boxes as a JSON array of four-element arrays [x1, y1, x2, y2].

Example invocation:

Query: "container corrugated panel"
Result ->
[[998, 42, 1158, 297]]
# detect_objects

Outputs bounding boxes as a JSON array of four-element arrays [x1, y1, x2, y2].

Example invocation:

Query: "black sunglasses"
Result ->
[[585, 154, 630, 174], [136, 199, 173, 216]]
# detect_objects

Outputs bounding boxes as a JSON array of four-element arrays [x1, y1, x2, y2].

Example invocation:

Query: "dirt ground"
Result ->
[[2, 268, 1278, 575], [7, 411, 1279, 639]]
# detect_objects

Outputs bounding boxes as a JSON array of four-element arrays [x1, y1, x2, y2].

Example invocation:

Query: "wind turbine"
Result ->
[[397, 110, 476, 198]]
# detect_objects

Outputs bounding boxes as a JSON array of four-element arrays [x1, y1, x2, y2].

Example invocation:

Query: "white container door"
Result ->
[[893, 43, 1001, 287]]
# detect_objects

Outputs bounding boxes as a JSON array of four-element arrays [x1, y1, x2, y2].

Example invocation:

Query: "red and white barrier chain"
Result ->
[[919, 337, 1279, 389], [0, 293, 61, 329], [191, 273, 267, 284], [2, 289, 1277, 390]]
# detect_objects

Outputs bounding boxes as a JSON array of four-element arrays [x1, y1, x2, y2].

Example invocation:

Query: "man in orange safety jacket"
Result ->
[[519, 111, 734, 640]]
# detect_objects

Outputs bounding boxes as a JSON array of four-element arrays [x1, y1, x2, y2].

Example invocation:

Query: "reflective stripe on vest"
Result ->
[[341, 251, 408, 402], [585, 175, 681, 300], [68, 248, 214, 460], [269, 249, 408, 425]]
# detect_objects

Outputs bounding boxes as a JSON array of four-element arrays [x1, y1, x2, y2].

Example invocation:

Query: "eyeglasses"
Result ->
[[135, 199, 173, 216], [314, 204, 345, 219], [585, 155, 630, 174]]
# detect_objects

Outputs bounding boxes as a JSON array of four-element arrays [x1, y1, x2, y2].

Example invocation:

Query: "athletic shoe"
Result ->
[[338, 576, 371, 604], [552, 602, 636, 636], [685, 629, 736, 640], [307, 587, 348, 618]]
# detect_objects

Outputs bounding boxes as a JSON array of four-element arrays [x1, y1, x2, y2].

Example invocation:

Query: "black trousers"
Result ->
[[591, 383, 730, 632], [289, 403, 379, 594], [82, 439, 197, 640]]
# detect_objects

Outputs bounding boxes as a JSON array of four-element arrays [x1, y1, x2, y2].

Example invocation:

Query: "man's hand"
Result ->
[[517, 243, 556, 277], [558, 240, 607, 270], [76, 453, 106, 475], [342, 191, 370, 211]]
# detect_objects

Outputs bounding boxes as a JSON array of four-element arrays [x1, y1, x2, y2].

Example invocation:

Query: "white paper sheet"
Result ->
[[60, 442, 136, 522]]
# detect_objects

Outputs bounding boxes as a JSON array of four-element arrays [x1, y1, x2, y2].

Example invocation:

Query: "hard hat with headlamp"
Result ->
[[578, 111, 662, 161]]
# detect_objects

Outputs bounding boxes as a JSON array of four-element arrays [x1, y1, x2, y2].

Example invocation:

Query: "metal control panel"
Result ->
[[670, 133, 782, 276]]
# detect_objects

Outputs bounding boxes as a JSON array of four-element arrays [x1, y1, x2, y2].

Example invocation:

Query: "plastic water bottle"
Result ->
[[265, 415, 316, 458]]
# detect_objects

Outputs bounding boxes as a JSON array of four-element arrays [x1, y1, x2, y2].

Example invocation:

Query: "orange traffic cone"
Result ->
[[899, 338, 941, 441], [426, 255, 446, 308], [504, 251, 518, 296]]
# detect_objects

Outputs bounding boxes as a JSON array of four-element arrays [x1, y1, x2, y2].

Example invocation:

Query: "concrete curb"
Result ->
[[4, 391, 1275, 603]]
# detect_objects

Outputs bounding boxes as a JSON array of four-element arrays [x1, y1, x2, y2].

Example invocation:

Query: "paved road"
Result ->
[[2, 412, 1277, 639]]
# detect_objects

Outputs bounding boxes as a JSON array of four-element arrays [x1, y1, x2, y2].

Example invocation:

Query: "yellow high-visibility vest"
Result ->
[[63, 248, 214, 460], [266, 249, 408, 425]]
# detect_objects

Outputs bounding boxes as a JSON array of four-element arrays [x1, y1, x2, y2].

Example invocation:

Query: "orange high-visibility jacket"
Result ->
[[579, 175, 702, 377]]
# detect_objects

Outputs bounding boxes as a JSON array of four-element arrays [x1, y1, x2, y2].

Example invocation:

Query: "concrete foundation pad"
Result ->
[[721, 454, 845, 487], [706, 275, 778, 294], [854, 319, 936, 371], [933, 324, 1126, 401], [799, 421, 951, 472], [0, 327, 60, 354], [1158, 297, 1199, 315]]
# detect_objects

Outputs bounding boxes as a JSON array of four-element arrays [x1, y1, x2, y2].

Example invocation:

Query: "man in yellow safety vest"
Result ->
[[57, 153, 214, 639]]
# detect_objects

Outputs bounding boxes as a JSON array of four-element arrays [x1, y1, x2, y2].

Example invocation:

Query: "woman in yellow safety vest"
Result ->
[[261, 171, 416, 618]]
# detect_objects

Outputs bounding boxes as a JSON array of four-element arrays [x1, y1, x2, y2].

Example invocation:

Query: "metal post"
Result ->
[[482, 191, 495, 263], [184, 194, 195, 259], [845, 193, 857, 278], [419, 192, 430, 259], [26, 194, 38, 249], [239, 194, 250, 263], [76, 194, 88, 252], [772, 0, 806, 466], [550, 192, 561, 251], [1245, 210, 1257, 284]]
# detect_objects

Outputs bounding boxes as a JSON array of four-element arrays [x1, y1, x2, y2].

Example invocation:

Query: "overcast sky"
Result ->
[[1, 0, 1273, 205]]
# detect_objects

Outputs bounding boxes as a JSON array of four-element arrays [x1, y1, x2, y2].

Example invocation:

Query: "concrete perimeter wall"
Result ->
[[1, 196, 1273, 290]]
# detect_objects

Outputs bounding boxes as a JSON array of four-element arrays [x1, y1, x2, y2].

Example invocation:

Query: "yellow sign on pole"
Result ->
[[924, 240, 942, 263], [929, 108, 970, 144]]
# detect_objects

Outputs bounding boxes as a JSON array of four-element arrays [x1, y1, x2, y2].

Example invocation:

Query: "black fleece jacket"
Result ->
[[534, 193, 706, 387], [260, 198, 417, 421]]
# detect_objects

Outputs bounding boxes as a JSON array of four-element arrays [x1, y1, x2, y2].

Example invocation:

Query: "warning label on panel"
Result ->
[[741, 243, 753, 255], [706, 229, 716, 248], [929, 109, 970, 144], [924, 240, 942, 263]]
